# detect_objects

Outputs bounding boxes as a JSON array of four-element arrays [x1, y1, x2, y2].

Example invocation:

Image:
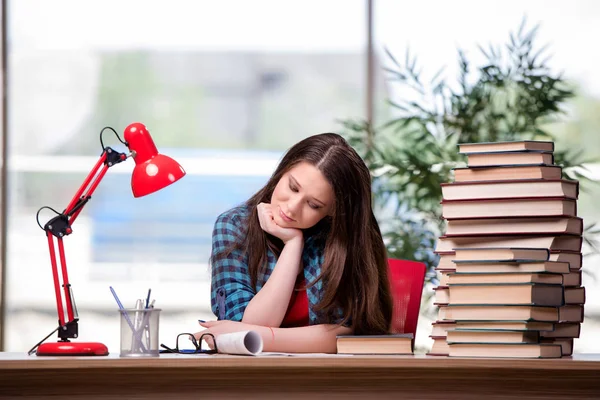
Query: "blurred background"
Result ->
[[1, 0, 599, 354]]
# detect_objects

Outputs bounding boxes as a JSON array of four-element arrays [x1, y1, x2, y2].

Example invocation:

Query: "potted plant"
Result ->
[[342, 19, 600, 303]]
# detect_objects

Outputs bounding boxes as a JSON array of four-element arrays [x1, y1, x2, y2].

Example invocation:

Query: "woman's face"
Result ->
[[271, 161, 334, 230]]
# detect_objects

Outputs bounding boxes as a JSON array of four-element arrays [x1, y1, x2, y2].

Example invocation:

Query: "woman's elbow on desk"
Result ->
[[268, 324, 352, 354]]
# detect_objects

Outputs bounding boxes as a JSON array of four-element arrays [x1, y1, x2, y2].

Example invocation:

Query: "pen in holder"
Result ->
[[119, 307, 161, 357], [131, 299, 144, 352]]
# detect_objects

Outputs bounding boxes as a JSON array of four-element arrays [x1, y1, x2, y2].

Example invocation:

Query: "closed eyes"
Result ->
[[288, 181, 322, 210]]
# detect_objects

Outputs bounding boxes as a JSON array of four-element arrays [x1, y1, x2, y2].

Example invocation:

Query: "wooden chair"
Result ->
[[387, 258, 427, 345]]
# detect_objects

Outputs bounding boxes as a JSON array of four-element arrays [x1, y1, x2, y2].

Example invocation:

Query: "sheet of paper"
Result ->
[[216, 330, 263, 356]]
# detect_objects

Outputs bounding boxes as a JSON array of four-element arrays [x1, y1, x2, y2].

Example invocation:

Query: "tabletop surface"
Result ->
[[2, 352, 600, 370]]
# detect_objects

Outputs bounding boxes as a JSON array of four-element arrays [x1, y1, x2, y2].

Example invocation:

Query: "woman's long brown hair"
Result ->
[[214, 133, 392, 335]]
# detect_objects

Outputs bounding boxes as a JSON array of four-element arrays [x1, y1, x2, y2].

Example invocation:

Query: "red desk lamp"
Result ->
[[28, 122, 186, 356]]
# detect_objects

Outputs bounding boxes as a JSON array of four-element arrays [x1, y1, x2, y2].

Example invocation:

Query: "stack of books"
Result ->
[[428, 141, 585, 358]]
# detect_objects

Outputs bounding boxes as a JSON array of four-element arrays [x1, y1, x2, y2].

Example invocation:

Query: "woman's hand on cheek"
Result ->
[[257, 202, 303, 244]]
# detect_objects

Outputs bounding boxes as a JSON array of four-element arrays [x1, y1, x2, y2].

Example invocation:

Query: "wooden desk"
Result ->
[[1, 352, 600, 399]]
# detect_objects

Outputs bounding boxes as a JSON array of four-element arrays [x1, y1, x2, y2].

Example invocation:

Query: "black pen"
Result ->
[[145, 289, 151, 308]]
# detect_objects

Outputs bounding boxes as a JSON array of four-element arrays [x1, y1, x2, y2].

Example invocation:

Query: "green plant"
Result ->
[[342, 18, 600, 286]]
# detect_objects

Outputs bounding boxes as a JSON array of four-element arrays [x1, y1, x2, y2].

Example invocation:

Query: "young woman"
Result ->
[[195, 133, 393, 353]]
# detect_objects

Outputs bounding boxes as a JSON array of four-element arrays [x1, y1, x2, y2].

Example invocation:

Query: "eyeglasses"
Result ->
[[159, 332, 218, 354]]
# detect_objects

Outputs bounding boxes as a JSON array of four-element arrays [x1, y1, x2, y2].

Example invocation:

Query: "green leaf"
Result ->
[[338, 15, 598, 294], [384, 46, 402, 70], [430, 66, 446, 85]]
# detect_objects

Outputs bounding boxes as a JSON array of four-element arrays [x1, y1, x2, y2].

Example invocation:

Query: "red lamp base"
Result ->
[[36, 341, 109, 356]]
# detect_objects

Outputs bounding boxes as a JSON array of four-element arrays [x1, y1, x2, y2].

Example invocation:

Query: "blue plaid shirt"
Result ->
[[210, 205, 337, 325]]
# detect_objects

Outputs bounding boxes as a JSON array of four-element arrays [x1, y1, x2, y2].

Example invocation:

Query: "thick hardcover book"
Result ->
[[458, 140, 555, 154], [565, 287, 586, 305], [434, 235, 583, 254], [549, 251, 583, 270], [452, 164, 561, 182], [448, 343, 562, 358], [442, 255, 580, 271], [453, 247, 550, 262], [559, 305, 584, 323], [439, 305, 583, 323], [540, 338, 573, 356], [453, 320, 555, 332], [563, 271, 582, 287], [540, 322, 581, 339], [441, 179, 579, 201], [439, 305, 561, 322], [431, 321, 456, 337], [446, 329, 540, 344], [448, 283, 564, 306], [438, 270, 450, 286], [436, 253, 458, 270], [441, 197, 576, 219], [448, 270, 578, 286], [453, 260, 570, 275], [445, 217, 583, 237], [336, 334, 413, 355], [434, 286, 449, 305], [447, 272, 564, 285], [427, 337, 450, 356], [467, 150, 554, 167]]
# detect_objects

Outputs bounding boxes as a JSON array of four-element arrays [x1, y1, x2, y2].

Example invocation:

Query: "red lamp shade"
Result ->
[[123, 122, 186, 198]]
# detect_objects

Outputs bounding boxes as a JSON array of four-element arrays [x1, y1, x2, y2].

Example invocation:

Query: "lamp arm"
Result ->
[[40, 147, 128, 341]]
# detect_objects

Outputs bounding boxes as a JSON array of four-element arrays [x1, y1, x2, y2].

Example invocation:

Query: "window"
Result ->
[[5, 0, 367, 352]]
